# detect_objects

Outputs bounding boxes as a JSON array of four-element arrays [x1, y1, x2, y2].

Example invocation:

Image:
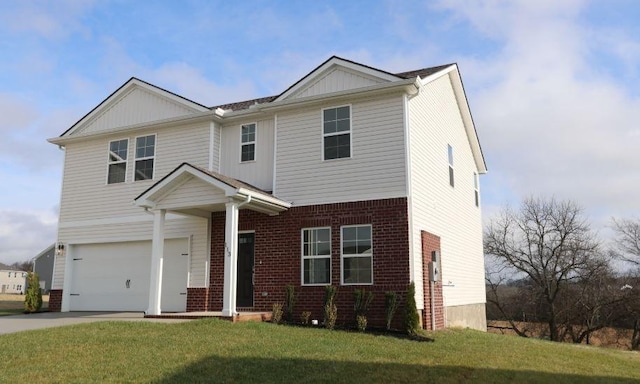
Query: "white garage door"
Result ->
[[69, 238, 188, 312]]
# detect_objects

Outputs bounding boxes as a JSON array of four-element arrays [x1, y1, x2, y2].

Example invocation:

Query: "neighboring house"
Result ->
[[0, 270, 27, 294], [47, 56, 487, 330], [33, 244, 55, 293]]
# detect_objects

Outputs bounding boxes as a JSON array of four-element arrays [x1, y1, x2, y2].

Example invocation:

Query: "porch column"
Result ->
[[222, 201, 239, 316], [146, 209, 166, 316]]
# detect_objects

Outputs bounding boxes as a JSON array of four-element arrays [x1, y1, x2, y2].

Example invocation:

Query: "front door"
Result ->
[[236, 233, 255, 307]]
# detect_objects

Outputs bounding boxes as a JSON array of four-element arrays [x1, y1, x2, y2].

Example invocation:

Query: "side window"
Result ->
[[474, 172, 480, 207], [107, 139, 128, 184], [323, 106, 351, 160], [241, 123, 256, 162], [302, 227, 331, 285], [341, 225, 373, 285], [448, 144, 454, 187], [135, 135, 155, 181]]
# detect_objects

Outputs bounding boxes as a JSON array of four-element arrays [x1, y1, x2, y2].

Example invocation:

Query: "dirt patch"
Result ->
[[488, 320, 635, 351]]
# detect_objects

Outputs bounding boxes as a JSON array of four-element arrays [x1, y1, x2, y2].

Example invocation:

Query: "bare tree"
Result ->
[[485, 197, 601, 342], [612, 218, 640, 266]]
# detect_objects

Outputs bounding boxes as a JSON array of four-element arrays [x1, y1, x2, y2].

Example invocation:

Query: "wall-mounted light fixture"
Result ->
[[56, 243, 65, 255]]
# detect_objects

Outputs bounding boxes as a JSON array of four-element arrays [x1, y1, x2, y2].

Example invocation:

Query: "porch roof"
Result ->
[[134, 163, 291, 217]]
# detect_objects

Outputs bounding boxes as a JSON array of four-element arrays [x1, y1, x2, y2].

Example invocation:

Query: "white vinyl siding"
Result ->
[[407, 73, 485, 308], [290, 67, 386, 99], [80, 86, 199, 135], [220, 119, 274, 191], [55, 121, 211, 290], [276, 95, 407, 205]]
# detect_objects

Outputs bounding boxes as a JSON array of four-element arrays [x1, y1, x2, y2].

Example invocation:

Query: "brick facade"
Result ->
[[186, 287, 209, 312], [421, 231, 445, 330], [49, 289, 63, 312], [202, 197, 412, 328]]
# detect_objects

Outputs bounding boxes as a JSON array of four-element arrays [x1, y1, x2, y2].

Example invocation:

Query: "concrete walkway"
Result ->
[[0, 312, 189, 335]]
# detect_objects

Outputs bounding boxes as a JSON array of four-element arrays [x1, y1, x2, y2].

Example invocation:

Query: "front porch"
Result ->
[[134, 162, 291, 318]]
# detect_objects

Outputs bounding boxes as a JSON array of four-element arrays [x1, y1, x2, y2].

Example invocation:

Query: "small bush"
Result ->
[[271, 303, 283, 324], [353, 289, 374, 320], [356, 315, 367, 332], [384, 291, 399, 330], [300, 311, 311, 326], [404, 282, 420, 335], [324, 286, 338, 330], [24, 272, 42, 313], [285, 284, 296, 322]]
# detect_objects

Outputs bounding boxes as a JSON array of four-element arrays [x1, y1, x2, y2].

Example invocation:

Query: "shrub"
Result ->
[[24, 272, 42, 313], [300, 311, 311, 326], [356, 315, 368, 332], [285, 284, 296, 322], [324, 286, 338, 330], [353, 289, 374, 319], [404, 282, 420, 335], [384, 291, 399, 330], [271, 303, 283, 324]]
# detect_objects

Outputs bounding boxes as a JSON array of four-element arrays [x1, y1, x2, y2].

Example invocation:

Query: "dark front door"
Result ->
[[236, 232, 255, 307]]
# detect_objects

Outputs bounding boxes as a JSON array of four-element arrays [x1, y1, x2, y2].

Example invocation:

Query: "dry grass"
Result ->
[[488, 320, 636, 350], [0, 294, 49, 313]]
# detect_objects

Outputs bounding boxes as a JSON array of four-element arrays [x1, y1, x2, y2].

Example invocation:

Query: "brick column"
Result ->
[[421, 231, 445, 330]]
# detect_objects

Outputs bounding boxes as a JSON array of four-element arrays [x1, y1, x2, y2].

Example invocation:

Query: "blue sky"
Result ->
[[1, 0, 639, 264]]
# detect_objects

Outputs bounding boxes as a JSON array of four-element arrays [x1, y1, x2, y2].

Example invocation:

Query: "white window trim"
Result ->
[[301, 227, 332, 286], [134, 133, 157, 181], [340, 224, 373, 286], [321, 104, 353, 161], [474, 172, 480, 207], [240, 122, 257, 163], [105, 138, 129, 185], [448, 144, 454, 188]]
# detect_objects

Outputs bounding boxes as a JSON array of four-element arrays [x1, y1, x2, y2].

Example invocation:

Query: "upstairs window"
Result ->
[[474, 172, 480, 207], [341, 225, 373, 285], [323, 106, 351, 160], [241, 123, 256, 162], [448, 144, 454, 187], [301, 227, 331, 285], [135, 135, 155, 181], [107, 139, 128, 184]]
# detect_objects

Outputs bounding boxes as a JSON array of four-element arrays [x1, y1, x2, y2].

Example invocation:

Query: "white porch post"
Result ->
[[146, 209, 166, 316], [222, 201, 239, 317]]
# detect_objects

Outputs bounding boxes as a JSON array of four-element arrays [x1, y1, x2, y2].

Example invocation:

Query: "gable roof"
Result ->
[[60, 77, 210, 137]]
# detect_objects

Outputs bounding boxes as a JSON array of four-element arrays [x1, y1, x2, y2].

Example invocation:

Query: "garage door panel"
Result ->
[[70, 239, 188, 312]]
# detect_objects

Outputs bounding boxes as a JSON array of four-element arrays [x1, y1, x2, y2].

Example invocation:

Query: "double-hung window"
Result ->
[[448, 144, 454, 187], [135, 135, 155, 181], [323, 106, 351, 160], [107, 139, 128, 184], [241, 123, 256, 162], [341, 225, 372, 285], [302, 227, 331, 285]]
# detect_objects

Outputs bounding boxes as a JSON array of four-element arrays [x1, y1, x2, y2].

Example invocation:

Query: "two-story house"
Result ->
[[0, 270, 27, 294], [47, 56, 487, 330]]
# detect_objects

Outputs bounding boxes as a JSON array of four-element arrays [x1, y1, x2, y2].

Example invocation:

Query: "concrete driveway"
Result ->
[[0, 312, 189, 335]]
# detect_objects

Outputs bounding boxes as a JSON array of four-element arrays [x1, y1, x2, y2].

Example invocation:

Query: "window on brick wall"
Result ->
[[302, 227, 331, 285], [341, 224, 373, 285]]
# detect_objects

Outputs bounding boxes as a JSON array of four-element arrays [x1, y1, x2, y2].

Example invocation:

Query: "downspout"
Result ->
[[431, 279, 436, 330]]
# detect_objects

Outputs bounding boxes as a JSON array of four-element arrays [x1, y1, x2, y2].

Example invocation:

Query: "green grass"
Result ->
[[0, 320, 639, 383]]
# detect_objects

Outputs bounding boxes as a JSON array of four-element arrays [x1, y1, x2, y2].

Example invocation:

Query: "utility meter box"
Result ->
[[429, 250, 441, 282]]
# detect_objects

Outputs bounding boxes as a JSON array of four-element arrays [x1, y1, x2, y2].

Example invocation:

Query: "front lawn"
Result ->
[[0, 319, 638, 383]]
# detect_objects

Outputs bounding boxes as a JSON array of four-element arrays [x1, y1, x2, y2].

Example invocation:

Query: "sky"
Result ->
[[0, 0, 639, 265]]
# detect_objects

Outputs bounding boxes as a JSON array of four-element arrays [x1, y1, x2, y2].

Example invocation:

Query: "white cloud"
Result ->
[[434, 0, 640, 230], [0, 209, 58, 265], [1, 0, 95, 39]]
